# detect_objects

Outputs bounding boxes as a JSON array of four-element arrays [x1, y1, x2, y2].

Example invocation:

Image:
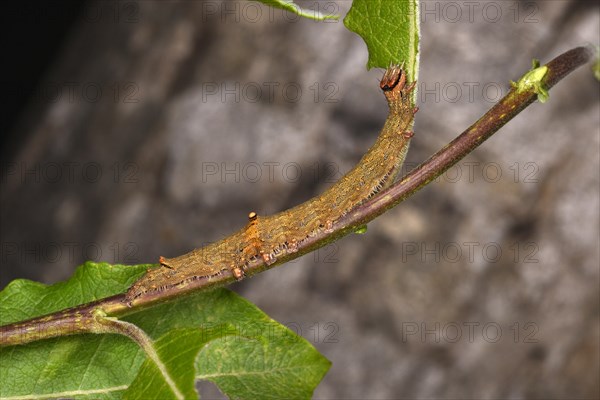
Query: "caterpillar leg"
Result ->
[[231, 263, 245, 281]]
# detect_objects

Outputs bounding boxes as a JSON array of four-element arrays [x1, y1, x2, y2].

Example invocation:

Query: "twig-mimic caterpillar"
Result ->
[[126, 65, 418, 302]]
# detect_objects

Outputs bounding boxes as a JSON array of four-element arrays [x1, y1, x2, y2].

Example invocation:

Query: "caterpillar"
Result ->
[[125, 65, 418, 303]]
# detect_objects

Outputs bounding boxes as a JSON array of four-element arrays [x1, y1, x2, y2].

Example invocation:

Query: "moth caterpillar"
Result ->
[[126, 65, 417, 303]]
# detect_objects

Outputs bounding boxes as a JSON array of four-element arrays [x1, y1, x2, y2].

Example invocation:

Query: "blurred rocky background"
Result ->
[[1, 1, 598, 398]]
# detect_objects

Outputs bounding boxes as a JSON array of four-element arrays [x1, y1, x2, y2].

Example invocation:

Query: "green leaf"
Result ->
[[124, 328, 232, 400], [196, 323, 329, 399], [254, 0, 339, 21], [344, 0, 420, 81], [0, 263, 329, 399], [0, 261, 150, 325], [0, 262, 150, 399], [124, 290, 331, 400]]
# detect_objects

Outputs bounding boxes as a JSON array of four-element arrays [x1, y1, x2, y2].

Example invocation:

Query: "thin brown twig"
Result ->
[[0, 45, 594, 347]]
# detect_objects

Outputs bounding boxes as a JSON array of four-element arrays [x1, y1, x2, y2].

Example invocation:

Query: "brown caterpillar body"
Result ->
[[126, 65, 417, 303]]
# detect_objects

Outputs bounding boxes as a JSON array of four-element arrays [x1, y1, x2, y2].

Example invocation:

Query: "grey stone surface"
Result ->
[[1, 1, 598, 398]]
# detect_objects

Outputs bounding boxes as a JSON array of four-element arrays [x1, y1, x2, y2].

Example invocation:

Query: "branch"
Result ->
[[0, 45, 594, 347], [336, 45, 595, 228]]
